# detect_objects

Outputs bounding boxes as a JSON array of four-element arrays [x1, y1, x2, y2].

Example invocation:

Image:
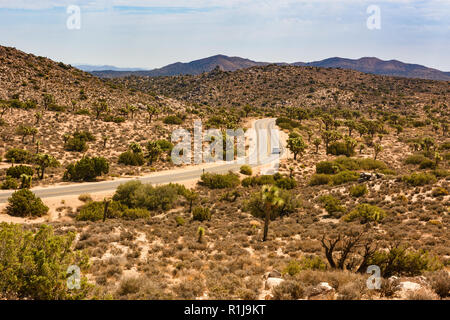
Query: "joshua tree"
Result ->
[[34, 153, 59, 180], [34, 112, 43, 125], [93, 99, 108, 120], [197, 227, 205, 243], [373, 143, 383, 160], [183, 189, 199, 213], [313, 138, 321, 154], [243, 104, 252, 117], [287, 134, 307, 160], [145, 141, 162, 165], [261, 185, 284, 242]]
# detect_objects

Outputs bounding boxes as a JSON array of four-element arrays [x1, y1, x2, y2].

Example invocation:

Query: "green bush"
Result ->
[[318, 195, 345, 218], [163, 115, 183, 125], [75, 108, 90, 115], [331, 170, 359, 185], [402, 172, 437, 186], [76, 201, 127, 221], [432, 187, 448, 197], [367, 246, 442, 277], [6, 189, 49, 217], [118, 150, 145, 166], [308, 174, 331, 186], [275, 177, 297, 190], [6, 165, 34, 179], [175, 216, 186, 226], [122, 208, 151, 220], [241, 175, 276, 187], [327, 141, 355, 157], [0, 223, 91, 299], [240, 165, 253, 176], [350, 184, 368, 197], [283, 256, 327, 276], [156, 139, 174, 153], [405, 154, 428, 165], [63, 157, 109, 182], [4, 148, 33, 163], [1, 176, 18, 190], [113, 181, 185, 212], [192, 206, 211, 222], [65, 136, 88, 152], [344, 204, 386, 223], [200, 172, 240, 189], [419, 158, 435, 169], [316, 161, 339, 174]]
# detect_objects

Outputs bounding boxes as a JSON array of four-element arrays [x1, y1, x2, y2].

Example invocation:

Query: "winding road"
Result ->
[[0, 118, 285, 203]]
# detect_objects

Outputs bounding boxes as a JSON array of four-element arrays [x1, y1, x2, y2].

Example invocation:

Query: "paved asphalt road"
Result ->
[[0, 118, 284, 203]]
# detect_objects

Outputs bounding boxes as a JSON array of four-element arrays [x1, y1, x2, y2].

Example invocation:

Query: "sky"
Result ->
[[0, 0, 449, 71]]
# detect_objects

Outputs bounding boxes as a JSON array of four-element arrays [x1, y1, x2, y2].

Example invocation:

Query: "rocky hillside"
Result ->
[[109, 64, 450, 112]]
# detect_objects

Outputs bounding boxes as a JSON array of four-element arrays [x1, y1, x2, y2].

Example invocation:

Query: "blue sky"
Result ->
[[0, 0, 448, 70]]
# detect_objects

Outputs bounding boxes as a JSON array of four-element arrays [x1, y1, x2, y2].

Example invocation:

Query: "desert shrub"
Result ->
[[122, 208, 151, 220], [367, 247, 442, 277], [6, 165, 34, 179], [63, 157, 109, 182], [308, 174, 331, 186], [318, 195, 345, 217], [240, 165, 252, 176], [65, 131, 95, 152], [163, 115, 183, 125], [402, 172, 437, 186], [175, 216, 186, 226], [1, 176, 18, 190], [327, 141, 355, 157], [344, 204, 386, 223], [432, 169, 449, 178], [4, 148, 33, 163], [76, 200, 127, 221], [200, 172, 240, 189], [78, 194, 93, 202], [336, 157, 387, 171], [405, 154, 428, 165], [432, 187, 448, 197], [65, 136, 88, 152], [283, 256, 327, 276], [331, 170, 359, 185], [75, 108, 90, 115], [112, 180, 143, 207], [350, 184, 368, 197], [0, 223, 91, 299], [275, 177, 297, 190], [427, 270, 450, 298], [103, 115, 125, 123], [419, 158, 436, 169], [113, 181, 184, 212], [316, 161, 339, 174], [272, 280, 305, 300], [242, 175, 277, 187], [6, 189, 48, 217], [48, 104, 66, 112], [118, 150, 145, 166], [156, 139, 174, 153], [439, 141, 450, 150], [192, 206, 211, 222]]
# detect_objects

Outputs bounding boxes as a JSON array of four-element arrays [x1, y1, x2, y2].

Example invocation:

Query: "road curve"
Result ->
[[0, 118, 284, 203]]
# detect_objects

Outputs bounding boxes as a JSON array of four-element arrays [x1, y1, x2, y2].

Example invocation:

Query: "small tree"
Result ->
[[63, 156, 109, 182], [313, 138, 321, 153], [183, 189, 199, 213]]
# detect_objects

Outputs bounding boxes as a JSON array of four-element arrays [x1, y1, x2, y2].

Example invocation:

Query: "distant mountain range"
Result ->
[[75, 65, 147, 72], [89, 55, 450, 81]]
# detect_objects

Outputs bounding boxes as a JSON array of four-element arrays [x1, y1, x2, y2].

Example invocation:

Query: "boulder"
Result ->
[[265, 277, 284, 290]]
